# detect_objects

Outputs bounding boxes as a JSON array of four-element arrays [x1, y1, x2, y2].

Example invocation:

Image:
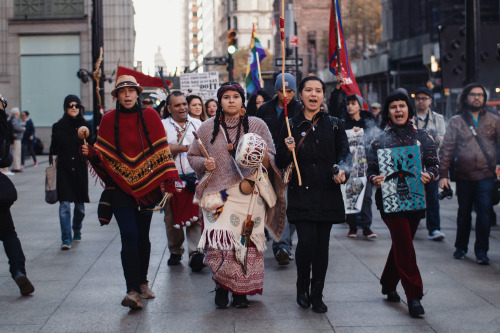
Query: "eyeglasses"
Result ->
[[468, 93, 485, 98], [143, 100, 153, 105], [68, 104, 80, 109], [414, 97, 430, 102]]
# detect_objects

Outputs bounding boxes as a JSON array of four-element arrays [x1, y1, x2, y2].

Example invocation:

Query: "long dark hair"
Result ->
[[114, 101, 154, 159], [246, 90, 271, 116], [457, 82, 487, 114], [381, 90, 415, 125]]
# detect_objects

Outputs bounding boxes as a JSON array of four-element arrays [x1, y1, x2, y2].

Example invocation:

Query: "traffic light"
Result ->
[[227, 30, 237, 54]]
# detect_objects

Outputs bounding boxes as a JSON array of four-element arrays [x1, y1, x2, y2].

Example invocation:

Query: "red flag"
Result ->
[[328, 0, 368, 110], [116, 66, 171, 88]]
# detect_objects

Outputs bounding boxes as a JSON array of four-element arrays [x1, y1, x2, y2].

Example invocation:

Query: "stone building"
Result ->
[[0, 0, 135, 143]]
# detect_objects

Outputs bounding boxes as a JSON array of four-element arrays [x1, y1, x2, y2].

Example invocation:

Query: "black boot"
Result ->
[[381, 286, 401, 302], [310, 280, 328, 313], [296, 278, 310, 308], [231, 294, 249, 308], [214, 283, 229, 309], [408, 299, 425, 318]]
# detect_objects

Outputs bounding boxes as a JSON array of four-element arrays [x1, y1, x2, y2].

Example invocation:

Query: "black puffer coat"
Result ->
[[49, 113, 90, 203], [276, 111, 351, 223]]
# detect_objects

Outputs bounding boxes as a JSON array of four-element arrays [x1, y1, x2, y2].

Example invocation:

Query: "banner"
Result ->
[[245, 24, 267, 95], [328, 0, 368, 109], [116, 66, 171, 88], [180, 72, 219, 101]]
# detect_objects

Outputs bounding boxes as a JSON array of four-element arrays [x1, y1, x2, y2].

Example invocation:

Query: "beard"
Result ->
[[467, 100, 484, 112]]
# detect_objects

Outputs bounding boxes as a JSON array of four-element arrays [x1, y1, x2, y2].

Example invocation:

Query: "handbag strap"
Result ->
[[461, 113, 496, 175], [295, 117, 320, 153]]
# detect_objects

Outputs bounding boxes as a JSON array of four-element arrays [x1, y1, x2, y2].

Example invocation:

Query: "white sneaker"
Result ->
[[3, 171, 14, 176], [428, 230, 445, 241]]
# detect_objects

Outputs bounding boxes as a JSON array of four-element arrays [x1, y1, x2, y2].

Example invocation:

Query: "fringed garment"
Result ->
[[92, 107, 179, 207]]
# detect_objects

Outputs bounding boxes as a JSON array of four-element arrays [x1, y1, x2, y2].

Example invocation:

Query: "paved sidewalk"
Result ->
[[1, 156, 500, 333]]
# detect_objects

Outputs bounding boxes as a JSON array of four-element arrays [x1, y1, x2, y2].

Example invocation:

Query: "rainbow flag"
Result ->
[[245, 24, 267, 95]]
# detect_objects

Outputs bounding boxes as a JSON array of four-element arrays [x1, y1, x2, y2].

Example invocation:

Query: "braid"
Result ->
[[210, 105, 223, 144], [138, 108, 154, 154], [114, 103, 123, 158], [242, 112, 249, 135]]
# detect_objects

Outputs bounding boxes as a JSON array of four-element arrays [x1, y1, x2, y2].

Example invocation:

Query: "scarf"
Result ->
[[93, 106, 179, 206]]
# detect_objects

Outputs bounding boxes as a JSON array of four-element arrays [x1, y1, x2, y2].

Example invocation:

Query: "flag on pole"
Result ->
[[328, 0, 367, 109], [245, 24, 267, 95], [116, 66, 172, 88]]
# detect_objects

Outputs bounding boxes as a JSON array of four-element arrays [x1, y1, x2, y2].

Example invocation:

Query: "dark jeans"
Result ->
[[294, 220, 333, 282], [381, 217, 423, 301], [424, 179, 441, 234], [21, 142, 36, 165], [113, 207, 153, 293], [346, 181, 373, 229], [0, 203, 27, 278], [455, 178, 496, 256]]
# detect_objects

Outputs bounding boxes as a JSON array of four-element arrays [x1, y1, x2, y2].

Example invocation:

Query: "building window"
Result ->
[[233, 16, 238, 30], [14, 0, 85, 19], [232, 0, 238, 11]]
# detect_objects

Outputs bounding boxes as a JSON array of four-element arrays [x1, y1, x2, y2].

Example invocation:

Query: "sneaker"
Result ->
[[140, 283, 156, 299], [20, 164, 24, 169], [13, 271, 35, 296], [189, 252, 205, 272], [275, 249, 290, 265], [476, 254, 490, 265], [214, 284, 229, 308], [34, 161, 38, 167], [73, 232, 81, 241], [428, 230, 445, 241], [287, 250, 295, 261], [363, 227, 377, 238], [4, 171, 14, 176], [61, 242, 71, 250], [121, 290, 143, 309], [453, 249, 466, 259], [347, 226, 357, 238], [167, 253, 182, 265], [11, 169, 23, 173]]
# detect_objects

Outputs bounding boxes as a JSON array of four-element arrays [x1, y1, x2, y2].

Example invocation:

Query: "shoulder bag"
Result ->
[[45, 158, 58, 204]]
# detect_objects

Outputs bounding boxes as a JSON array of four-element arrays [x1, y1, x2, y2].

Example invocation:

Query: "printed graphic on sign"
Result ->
[[342, 129, 367, 213], [377, 145, 426, 213]]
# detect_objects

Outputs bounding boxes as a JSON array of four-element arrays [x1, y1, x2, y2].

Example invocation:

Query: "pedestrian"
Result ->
[[161, 91, 204, 271], [412, 87, 446, 241], [367, 90, 438, 318], [205, 98, 218, 118], [188, 81, 286, 309], [276, 76, 350, 313], [141, 97, 154, 109], [256, 73, 301, 265], [0, 94, 35, 296], [342, 93, 377, 239], [49, 95, 89, 250], [246, 90, 271, 117], [370, 102, 382, 127], [438, 82, 500, 265], [187, 95, 207, 121], [20, 111, 37, 168], [9, 107, 23, 173], [81, 75, 179, 309]]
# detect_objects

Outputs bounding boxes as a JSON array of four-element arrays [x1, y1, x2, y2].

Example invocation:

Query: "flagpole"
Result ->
[[256, 52, 264, 89], [332, 0, 342, 74], [281, 0, 302, 186]]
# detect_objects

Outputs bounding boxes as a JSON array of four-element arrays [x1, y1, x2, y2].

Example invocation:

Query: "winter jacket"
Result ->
[[439, 109, 500, 181], [367, 122, 439, 220], [412, 110, 445, 148], [22, 118, 35, 145], [256, 95, 302, 147], [276, 111, 351, 223], [49, 114, 90, 203]]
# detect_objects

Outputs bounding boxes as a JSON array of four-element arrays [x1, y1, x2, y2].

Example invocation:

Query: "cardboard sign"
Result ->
[[180, 72, 219, 101], [377, 145, 426, 213]]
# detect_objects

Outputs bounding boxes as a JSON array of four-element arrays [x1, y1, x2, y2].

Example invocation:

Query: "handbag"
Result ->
[[45, 164, 58, 204], [0, 172, 17, 203]]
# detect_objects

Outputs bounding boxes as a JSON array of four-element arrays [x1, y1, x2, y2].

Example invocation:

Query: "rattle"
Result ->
[[78, 126, 89, 145]]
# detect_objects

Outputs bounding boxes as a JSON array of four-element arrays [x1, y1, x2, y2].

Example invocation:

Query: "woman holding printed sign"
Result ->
[[367, 90, 438, 318]]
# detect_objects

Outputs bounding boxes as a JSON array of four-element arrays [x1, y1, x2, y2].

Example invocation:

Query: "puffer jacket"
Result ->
[[439, 109, 500, 181]]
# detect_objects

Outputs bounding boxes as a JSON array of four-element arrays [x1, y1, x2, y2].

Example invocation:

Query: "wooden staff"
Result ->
[[192, 131, 209, 158], [332, 0, 342, 74], [281, 0, 302, 186]]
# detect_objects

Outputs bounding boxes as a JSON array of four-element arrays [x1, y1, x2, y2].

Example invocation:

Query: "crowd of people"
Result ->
[[0, 72, 499, 319]]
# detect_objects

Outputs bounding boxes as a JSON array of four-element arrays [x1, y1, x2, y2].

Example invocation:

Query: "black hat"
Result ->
[[414, 87, 432, 97], [63, 95, 82, 112]]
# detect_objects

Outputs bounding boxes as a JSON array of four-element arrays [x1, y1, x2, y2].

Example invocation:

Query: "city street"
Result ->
[[1, 157, 500, 333]]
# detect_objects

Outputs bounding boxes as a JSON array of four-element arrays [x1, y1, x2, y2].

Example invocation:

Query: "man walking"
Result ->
[[21, 111, 37, 168], [9, 108, 23, 173], [256, 73, 301, 265], [413, 87, 446, 241], [439, 83, 500, 265]]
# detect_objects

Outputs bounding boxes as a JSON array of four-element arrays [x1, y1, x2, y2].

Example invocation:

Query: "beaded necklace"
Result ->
[[221, 115, 244, 156]]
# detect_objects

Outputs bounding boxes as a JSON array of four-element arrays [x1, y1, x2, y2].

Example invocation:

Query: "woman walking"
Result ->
[[275, 76, 350, 313], [187, 95, 208, 121], [49, 95, 89, 250], [188, 82, 285, 309], [367, 90, 438, 317], [81, 75, 179, 309]]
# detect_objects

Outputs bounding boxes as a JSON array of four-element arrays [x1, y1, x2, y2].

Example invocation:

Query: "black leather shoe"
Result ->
[[167, 253, 182, 266], [214, 284, 229, 308], [296, 278, 310, 308], [408, 299, 425, 317], [310, 280, 328, 313], [189, 252, 205, 272], [231, 294, 249, 308], [13, 271, 35, 296], [381, 286, 400, 302]]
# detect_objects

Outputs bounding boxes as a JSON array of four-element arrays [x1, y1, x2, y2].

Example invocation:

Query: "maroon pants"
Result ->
[[380, 217, 423, 301]]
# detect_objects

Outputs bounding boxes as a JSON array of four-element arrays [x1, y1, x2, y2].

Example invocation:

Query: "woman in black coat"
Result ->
[[49, 95, 90, 250], [276, 76, 350, 313]]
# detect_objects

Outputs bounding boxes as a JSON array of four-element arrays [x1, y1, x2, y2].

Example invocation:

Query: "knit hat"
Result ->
[[217, 82, 246, 105], [275, 73, 296, 92], [346, 94, 365, 109], [63, 95, 82, 112], [414, 87, 432, 97], [111, 75, 144, 97]]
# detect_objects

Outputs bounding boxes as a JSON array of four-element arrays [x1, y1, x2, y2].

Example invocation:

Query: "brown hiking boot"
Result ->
[[121, 290, 143, 309], [140, 283, 155, 299]]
